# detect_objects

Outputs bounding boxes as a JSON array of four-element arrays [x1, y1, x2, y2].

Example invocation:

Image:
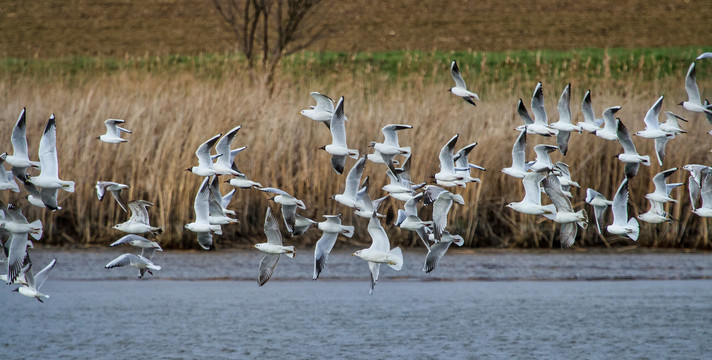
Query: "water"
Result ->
[[2, 249, 712, 359]]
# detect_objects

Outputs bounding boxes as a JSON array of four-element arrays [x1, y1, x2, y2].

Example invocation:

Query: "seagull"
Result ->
[[382, 169, 416, 201], [25, 115, 75, 193], [95, 181, 130, 212], [292, 214, 317, 236], [300, 92, 335, 128], [553, 162, 580, 198], [541, 175, 587, 247], [5, 108, 40, 181], [23, 182, 61, 211], [258, 187, 306, 233], [549, 83, 581, 155], [0, 153, 20, 193], [109, 235, 162, 277], [186, 133, 222, 177], [255, 207, 295, 286], [698, 52, 712, 60], [585, 188, 613, 235], [529, 144, 558, 172], [3, 232, 32, 285], [1, 203, 43, 240], [635, 96, 675, 139], [506, 171, 555, 216], [13, 258, 56, 302], [501, 130, 529, 179], [578, 90, 605, 133], [227, 173, 262, 189], [434, 134, 468, 186], [319, 96, 358, 174], [448, 60, 479, 106], [594, 106, 622, 141], [393, 155, 425, 192], [606, 178, 639, 241], [313, 214, 354, 280], [98, 119, 132, 144], [212, 126, 244, 176], [105, 253, 161, 278], [615, 119, 650, 179], [646, 168, 681, 204], [332, 156, 366, 210], [113, 200, 162, 236], [352, 214, 403, 295], [453, 142, 484, 184], [368, 124, 412, 173], [638, 198, 672, 224], [654, 111, 688, 165], [423, 185, 465, 241], [692, 169, 712, 217], [515, 82, 557, 137], [185, 177, 223, 250], [423, 230, 464, 273], [679, 62, 712, 115], [394, 193, 432, 247], [354, 176, 388, 219], [208, 176, 238, 225]]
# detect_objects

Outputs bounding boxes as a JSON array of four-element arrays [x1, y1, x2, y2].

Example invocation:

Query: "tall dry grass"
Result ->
[[1, 55, 711, 249]]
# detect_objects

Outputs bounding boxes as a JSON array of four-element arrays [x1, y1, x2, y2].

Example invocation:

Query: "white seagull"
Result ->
[[313, 214, 354, 280], [186, 133, 222, 177], [594, 106, 622, 141], [255, 207, 295, 286], [423, 230, 464, 273], [354, 176, 388, 219], [300, 92, 335, 128], [5, 108, 40, 181], [352, 214, 403, 295], [585, 188, 613, 235], [423, 185, 465, 241], [13, 258, 56, 302], [453, 142, 484, 184], [679, 62, 712, 115], [646, 168, 681, 204], [258, 187, 306, 234], [368, 124, 412, 173], [319, 96, 358, 174], [25, 115, 75, 193], [506, 171, 555, 216], [529, 144, 558, 172], [109, 235, 162, 277], [516, 82, 557, 137], [208, 176, 238, 225], [394, 192, 432, 247], [542, 175, 587, 247], [0, 153, 20, 193], [553, 162, 580, 198], [332, 156, 366, 210], [185, 177, 223, 250], [113, 200, 162, 236], [501, 130, 529, 179], [448, 60, 479, 106], [655, 111, 688, 166], [615, 119, 650, 179], [549, 83, 581, 155], [578, 90, 605, 133], [606, 178, 639, 241], [105, 253, 161, 278], [434, 134, 468, 186], [212, 126, 244, 176], [98, 119, 132, 144], [95, 181, 130, 212], [635, 96, 675, 139]]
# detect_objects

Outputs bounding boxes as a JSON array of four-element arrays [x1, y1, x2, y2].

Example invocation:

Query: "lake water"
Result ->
[[2, 249, 712, 359]]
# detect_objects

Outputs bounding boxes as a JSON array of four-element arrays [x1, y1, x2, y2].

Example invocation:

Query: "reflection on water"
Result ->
[[2, 249, 711, 359]]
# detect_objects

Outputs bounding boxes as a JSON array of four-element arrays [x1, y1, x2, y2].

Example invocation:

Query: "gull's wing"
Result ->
[[258, 254, 280, 286], [616, 119, 637, 154], [127, 200, 152, 225], [221, 189, 235, 210], [455, 143, 477, 171], [450, 60, 467, 89], [654, 137, 670, 166], [258, 187, 291, 197], [592, 204, 607, 235], [602, 106, 621, 131], [194, 177, 211, 223], [557, 83, 572, 125], [531, 82, 548, 125], [423, 185, 447, 206], [11, 108, 29, 158], [522, 171, 546, 205], [517, 99, 534, 125], [560, 222, 577, 248], [689, 175, 701, 210], [368, 261, 380, 295], [611, 178, 630, 226], [104, 119, 124, 137], [556, 130, 571, 156], [95, 182, 108, 201], [582, 90, 596, 124], [195, 134, 222, 169], [404, 192, 424, 215], [40, 187, 60, 211], [313, 232, 339, 280], [432, 195, 454, 239], [382, 124, 412, 147], [438, 134, 459, 173], [321, 214, 343, 228], [652, 168, 677, 195], [33, 258, 57, 290], [685, 62, 701, 104], [543, 175, 573, 213], [105, 253, 142, 269], [141, 247, 157, 260], [264, 207, 283, 245], [343, 156, 366, 198], [38, 115, 59, 178], [330, 96, 348, 146], [208, 176, 226, 216], [643, 96, 663, 130], [310, 92, 334, 112], [367, 214, 390, 252], [511, 130, 527, 169], [624, 162, 640, 180], [700, 170, 712, 208], [6, 232, 30, 284], [423, 240, 452, 273], [215, 126, 242, 167], [110, 234, 147, 247], [197, 232, 213, 250], [331, 155, 346, 175], [281, 204, 297, 234], [109, 188, 128, 213]]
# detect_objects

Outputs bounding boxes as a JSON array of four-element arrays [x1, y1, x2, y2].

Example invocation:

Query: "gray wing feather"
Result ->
[[313, 232, 339, 280], [258, 254, 280, 286], [423, 240, 452, 273]]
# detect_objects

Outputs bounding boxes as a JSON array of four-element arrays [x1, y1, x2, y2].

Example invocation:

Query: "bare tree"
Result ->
[[211, 0, 325, 86]]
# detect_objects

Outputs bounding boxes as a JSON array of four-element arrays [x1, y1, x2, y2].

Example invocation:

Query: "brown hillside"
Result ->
[[1, 0, 711, 58]]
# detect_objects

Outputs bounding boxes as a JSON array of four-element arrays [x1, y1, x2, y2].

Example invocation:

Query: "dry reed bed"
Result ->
[[1, 67, 711, 249]]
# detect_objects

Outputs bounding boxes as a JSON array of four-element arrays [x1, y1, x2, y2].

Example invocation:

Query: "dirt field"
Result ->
[[1, 0, 711, 58]]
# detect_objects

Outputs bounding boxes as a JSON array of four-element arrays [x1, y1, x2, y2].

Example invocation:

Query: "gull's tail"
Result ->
[[62, 181, 75, 193], [626, 218, 640, 241], [386, 247, 403, 271], [341, 225, 355, 238], [284, 246, 296, 258], [30, 220, 43, 241], [576, 209, 588, 229]]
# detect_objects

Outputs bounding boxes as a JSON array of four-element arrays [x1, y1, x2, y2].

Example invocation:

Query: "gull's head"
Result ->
[[677, 101, 684, 106], [318, 145, 326, 151], [447, 88, 453, 93], [368, 141, 376, 148], [255, 244, 264, 250], [184, 167, 193, 172], [352, 250, 362, 257], [505, 203, 514, 209], [11, 288, 19, 293]]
